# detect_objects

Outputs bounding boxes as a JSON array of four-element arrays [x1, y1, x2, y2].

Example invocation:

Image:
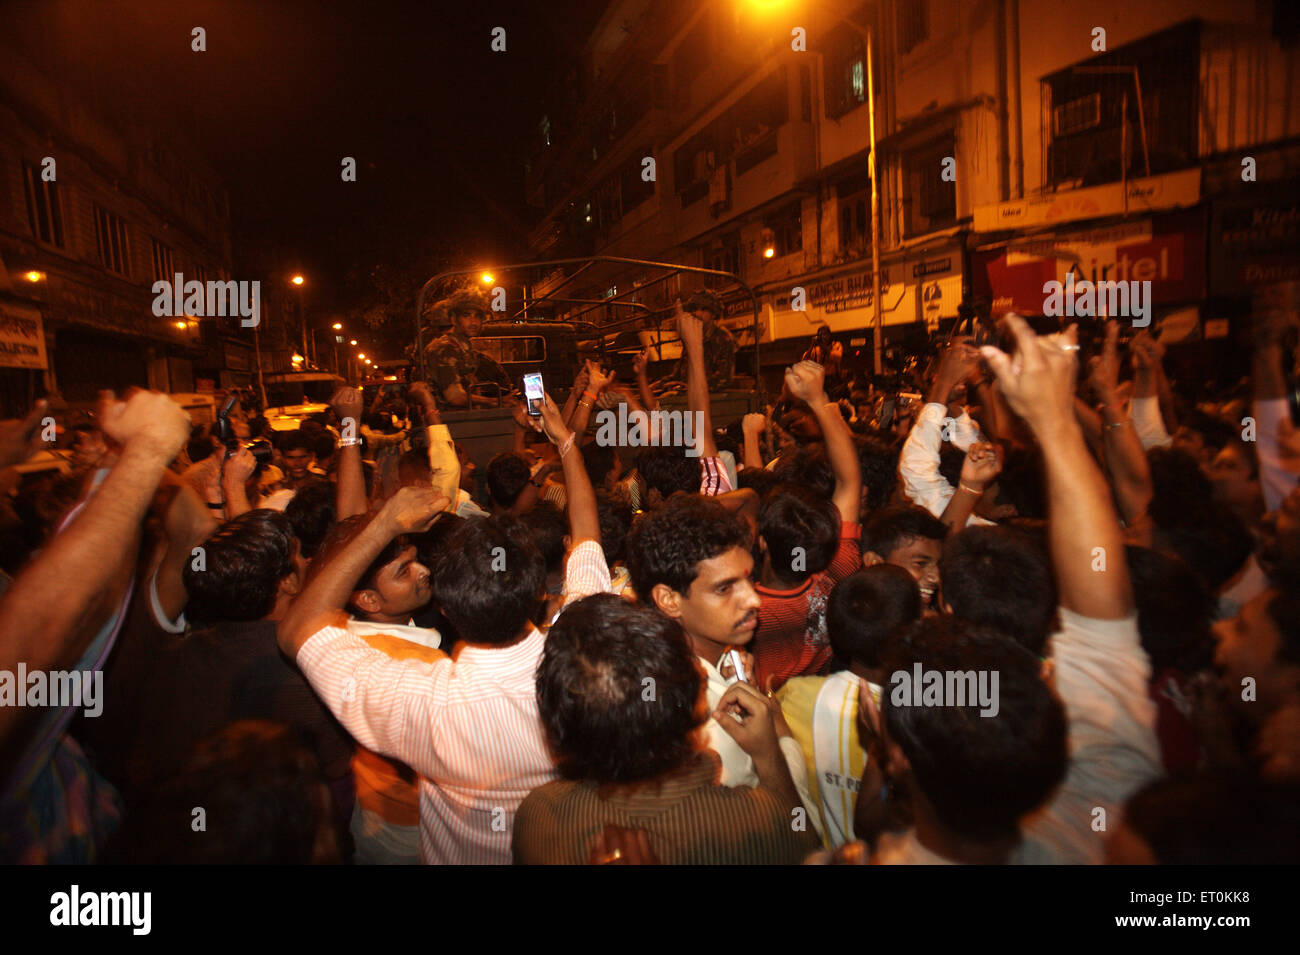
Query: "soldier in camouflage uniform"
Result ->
[[423, 289, 510, 408], [660, 288, 736, 392]]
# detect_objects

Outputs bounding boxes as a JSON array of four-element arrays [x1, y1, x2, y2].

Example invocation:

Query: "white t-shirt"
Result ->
[[1011, 608, 1161, 865]]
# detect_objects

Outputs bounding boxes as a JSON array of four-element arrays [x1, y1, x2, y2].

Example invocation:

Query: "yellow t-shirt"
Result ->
[[777, 671, 869, 850]]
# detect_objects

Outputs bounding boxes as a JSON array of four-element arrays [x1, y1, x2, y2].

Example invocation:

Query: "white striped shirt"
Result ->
[[295, 539, 611, 864]]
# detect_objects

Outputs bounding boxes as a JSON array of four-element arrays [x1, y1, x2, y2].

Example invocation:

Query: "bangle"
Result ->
[[577, 400, 592, 409], [340, 438, 359, 447], [582, 390, 598, 403], [1105, 419, 1132, 431], [958, 482, 984, 496], [557, 433, 576, 458]]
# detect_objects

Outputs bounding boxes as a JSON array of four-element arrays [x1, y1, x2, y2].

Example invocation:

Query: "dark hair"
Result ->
[[637, 446, 701, 499], [862, 504, 946, 559], [827, 565, 922, 668], [995, 445, 1045, 520], [759, 483, 840, 583], [311, 515, 406, 615], [105, 720, 340, 864], [683, 288, 724, 319], [520, 500, 567, 577], [1269, 590, 1300, 667], [397, 447, 431, 485], [626, 494, 749, 599], [486, 452, 532, 509], [855, 435, 901, 512], [184, 510, 296, 624], [1124, 773, 1300, 864], [312, 433, 337, 462], [881, 616, 1068, 842], [1151, 499, 1253, 592], [279, 430, 314, 455], [940, 525, 1057, 655], [538, 594, 704, 783], [284, 481, 336, 559], [595, 491, 631, 565], [433, 515, 546, 644], [581, 441, 617, 488], [737, 467, 779, 497], [771, 444, 834, 499], [938, 443, 965, 490], [1126, 546, 1214, 672]]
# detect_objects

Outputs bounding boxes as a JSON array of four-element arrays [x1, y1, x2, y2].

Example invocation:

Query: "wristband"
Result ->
[[582, 390, 598, 403], [557, 433, 576, 458], [958, 482, 984, 496], [339, 438, 360, 447], [1104, 419, 1132, 431]]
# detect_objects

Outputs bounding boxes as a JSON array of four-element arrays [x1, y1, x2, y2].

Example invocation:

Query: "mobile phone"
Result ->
[[523, 373, 544, 416], [723, 649, 747, 686]]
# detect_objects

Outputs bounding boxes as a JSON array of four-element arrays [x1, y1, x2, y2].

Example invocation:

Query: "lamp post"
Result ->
[[290, 274, 308, 361]]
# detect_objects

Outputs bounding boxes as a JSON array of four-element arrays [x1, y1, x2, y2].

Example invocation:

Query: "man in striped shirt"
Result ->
[[278, 394, 609, 864]]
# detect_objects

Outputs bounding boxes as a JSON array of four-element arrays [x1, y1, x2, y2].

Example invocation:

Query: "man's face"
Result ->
[[884, 535, 942, 609], [282, 448, 313, 480], [1213, 589, 1294, 720], [453, 309, 485, 338], [1172, 426, 1210, 464], [1205, 444, 1259, 513], [659, 546, 761, 659], [369, 545, 433, 617]]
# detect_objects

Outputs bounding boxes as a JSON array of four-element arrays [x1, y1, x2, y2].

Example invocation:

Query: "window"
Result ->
[[825, 29, 867, 119], [704, 233, 740, 286], [836, 170, 872, 255], [94, 205, 131, 276], [899, 0, 929, 54], [1053, 93, 1101, 137], [23, 162, 64, 247], [766, 203, 803, 258], [902, 132, 957, 237], [151, 238, 175, 283]]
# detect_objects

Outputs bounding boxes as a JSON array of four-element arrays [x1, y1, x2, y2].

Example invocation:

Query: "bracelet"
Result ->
[[577, 400, 592, 410], [958, 482, 984, 496], [557, 433, 576, 458], [1104, 419, 1133, 431], [339, 438, 359, 447], [582, 390, 598, 403]]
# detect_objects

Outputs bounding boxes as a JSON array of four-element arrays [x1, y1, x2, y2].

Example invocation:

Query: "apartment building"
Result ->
[[0, 33, 238, 414], [524, 0, 1299, 379]]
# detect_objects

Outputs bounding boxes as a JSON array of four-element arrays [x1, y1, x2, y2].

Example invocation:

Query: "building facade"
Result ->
[[524, 0, 1299, 382], [0, 33, 240, 415]]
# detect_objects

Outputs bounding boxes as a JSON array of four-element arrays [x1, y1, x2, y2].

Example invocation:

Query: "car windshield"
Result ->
[[266, 380, 336, 407]]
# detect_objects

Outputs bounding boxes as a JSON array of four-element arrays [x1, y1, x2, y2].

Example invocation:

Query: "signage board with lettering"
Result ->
[[0, 303, 48, 370]]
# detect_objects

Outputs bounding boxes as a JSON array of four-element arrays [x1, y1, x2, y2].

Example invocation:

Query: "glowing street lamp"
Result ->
[[24, 270, 46, 283], [332, 322, 343, 330], [349, 339, 358, 346], [357, 353, 366, 360], [291, 274, 305, 286], [480, 272, 495, 284]]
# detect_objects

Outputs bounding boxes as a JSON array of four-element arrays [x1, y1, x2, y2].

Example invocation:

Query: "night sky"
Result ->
[[8, 0, 611, 325]]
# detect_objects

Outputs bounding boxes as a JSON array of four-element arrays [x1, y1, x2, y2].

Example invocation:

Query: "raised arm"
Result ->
[[1088, 322, 1153, 527], [939, 441, 1002, 531], [409, 382, 461, 503], [678, 302, 718, 460], [1252, 303, 1300, 511], [785, 360, 861, 524], [633, 347, 658, 414], [568, 361, 613, 440], [331, 386, 369, 518], [0, 391, 190, 748], [529, 393, 599, 545], [982, 317, 1133, 619], [741, 412, 766, 471], [153, 478, 220, 626], [277, 485, 448, 658]]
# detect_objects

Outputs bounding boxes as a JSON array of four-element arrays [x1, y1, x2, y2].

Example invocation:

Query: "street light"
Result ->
[[24, 270, 46, 283], [332, 322, 342, 330], [480, 272, 495, 284], [349, 339, 357, 346], [291, 274, 305, 286]]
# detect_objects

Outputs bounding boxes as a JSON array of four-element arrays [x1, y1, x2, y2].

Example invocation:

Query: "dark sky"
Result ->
[[9, 0, 609, 311]]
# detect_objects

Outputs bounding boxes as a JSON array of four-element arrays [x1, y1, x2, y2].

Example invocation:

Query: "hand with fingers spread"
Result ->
[[0, 400, 49, 469], [585, 360, 616, 394], [979, 315, 1080, 433]]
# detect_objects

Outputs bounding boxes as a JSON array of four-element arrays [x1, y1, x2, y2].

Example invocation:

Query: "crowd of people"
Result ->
[[0, 292, 1297, 865]]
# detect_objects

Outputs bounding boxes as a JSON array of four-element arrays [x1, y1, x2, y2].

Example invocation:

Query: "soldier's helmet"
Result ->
[[437, 289, 491, 322], [683, 288, 725, 321]]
